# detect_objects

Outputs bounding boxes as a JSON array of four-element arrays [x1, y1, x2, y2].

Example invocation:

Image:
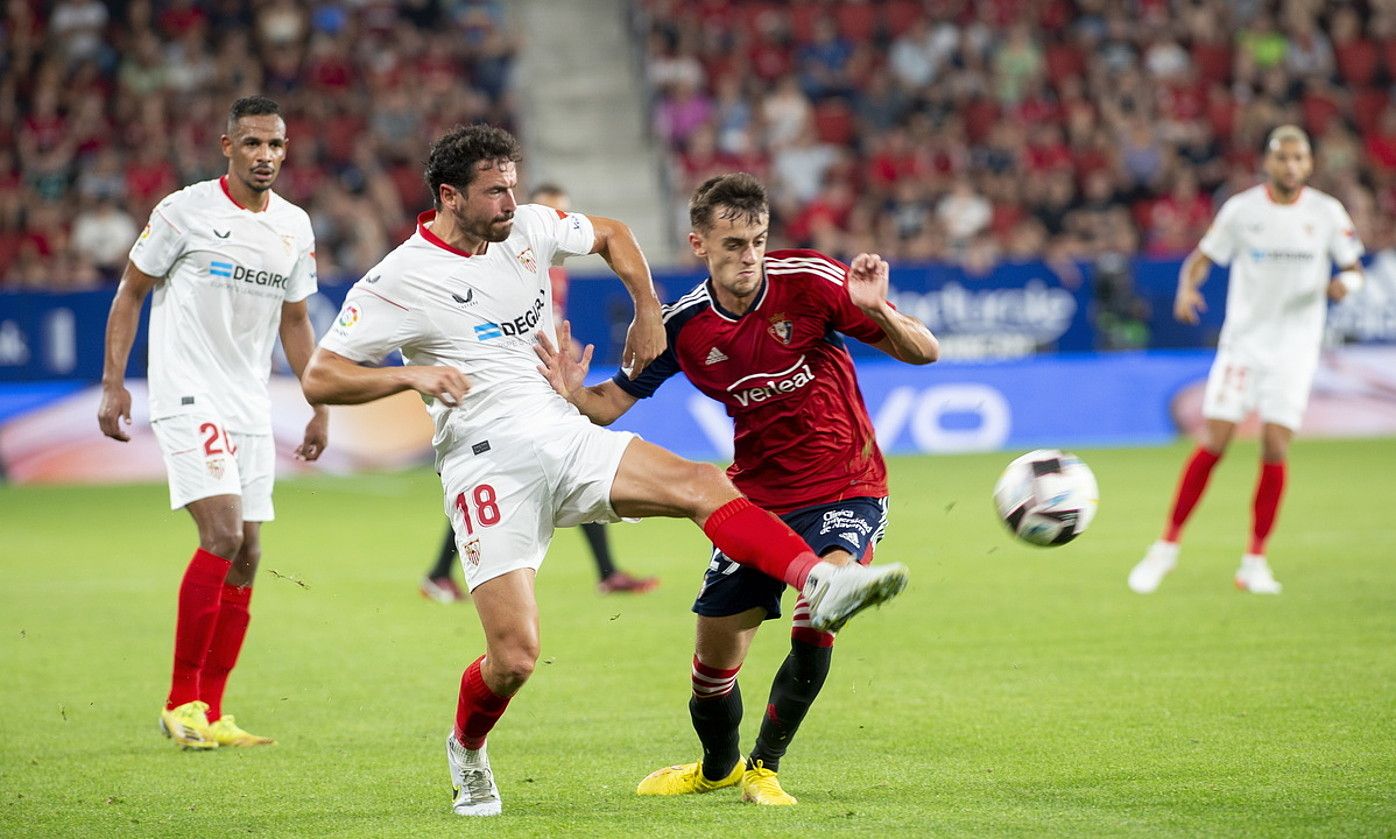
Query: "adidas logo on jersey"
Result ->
[[705, 347, 729, 365]]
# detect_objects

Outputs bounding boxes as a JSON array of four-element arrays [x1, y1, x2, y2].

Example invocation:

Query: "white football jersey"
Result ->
[[319, 205, 597, 460], [129, 176, 317, 434], [1198, 185, 1363, 368]]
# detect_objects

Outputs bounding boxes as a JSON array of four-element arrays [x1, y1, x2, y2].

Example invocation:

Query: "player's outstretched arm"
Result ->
[[279, 299, 329, 461], [847, 253, 939, 365], [534, 321, 638, 425], [588, 215, 665, 378], [1174, 248, 1213, 324], [98, 261, 159, 442], [302, 347, 470, 407]]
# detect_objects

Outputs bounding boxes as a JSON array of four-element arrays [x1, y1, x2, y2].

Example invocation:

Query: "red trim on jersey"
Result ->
[[217, 175, 266, 212], [363, 287, 410, 311], [153, 207, 185, 235], [554, 208, 568, 219], [416, 211, 474, 257], [1263, 184, 1304, 205]]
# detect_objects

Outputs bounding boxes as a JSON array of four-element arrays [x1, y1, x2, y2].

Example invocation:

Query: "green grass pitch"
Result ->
[[2, 438, 1394, 837]]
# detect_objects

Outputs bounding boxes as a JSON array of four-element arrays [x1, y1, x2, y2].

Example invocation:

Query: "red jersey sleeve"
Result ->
[[784, 249, 887, 345]]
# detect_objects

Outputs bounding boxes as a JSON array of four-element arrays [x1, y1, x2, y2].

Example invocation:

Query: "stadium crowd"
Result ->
[[637, 0, 1396, 268], [5, 0, 1394, 291], [0, 0, 516, 289]]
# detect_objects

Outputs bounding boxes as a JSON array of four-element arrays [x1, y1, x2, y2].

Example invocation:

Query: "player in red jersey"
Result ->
[[536, 172, 939, 804]]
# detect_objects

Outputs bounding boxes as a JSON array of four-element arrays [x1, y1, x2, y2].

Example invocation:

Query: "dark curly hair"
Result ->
[[425, 124, 523, 208], [227, 95, 281, 133], [689, 172, 768, 233]]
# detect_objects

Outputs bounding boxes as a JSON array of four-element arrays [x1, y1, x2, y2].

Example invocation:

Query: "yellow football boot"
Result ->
[[636, 760, 742, 795], [207, 715, 276, 747], [158, 701, 216, 750], [740, 760, 797, 805]]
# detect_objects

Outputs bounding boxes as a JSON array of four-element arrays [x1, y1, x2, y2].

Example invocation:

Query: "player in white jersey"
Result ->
[[98, 97, 327, 750], [301, 125, 910, 817], [418, 182, 658, 602], [1129, 125, 1365, 595]]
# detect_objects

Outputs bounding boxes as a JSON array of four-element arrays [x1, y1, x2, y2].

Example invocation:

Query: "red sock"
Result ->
[[454, 655, 511, 749], [167, 548, 230, 709], [703, 498, 821, 589], [201, 583, 253, 722], [1249, 461, 1286, 555], [1163, 447, 1222, 542]]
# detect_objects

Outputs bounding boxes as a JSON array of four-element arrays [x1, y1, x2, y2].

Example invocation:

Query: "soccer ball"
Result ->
[[993, 449, 1099, 546]]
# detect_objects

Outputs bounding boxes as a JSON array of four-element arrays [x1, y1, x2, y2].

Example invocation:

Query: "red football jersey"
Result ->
[[614, 249, 889, 513]]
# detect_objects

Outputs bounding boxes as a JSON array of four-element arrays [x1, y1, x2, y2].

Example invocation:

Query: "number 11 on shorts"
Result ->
[[454, 484, 501, 535]]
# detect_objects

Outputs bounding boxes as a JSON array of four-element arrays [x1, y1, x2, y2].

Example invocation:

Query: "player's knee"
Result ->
[[493, 648, 538, 688], [201, 526, 244, 561], [684, 462, 737, 503]]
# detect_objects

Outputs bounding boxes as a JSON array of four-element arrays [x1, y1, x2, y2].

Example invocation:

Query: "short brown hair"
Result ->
[[689, 173, 768, 233], [425, 124, 523, 208]]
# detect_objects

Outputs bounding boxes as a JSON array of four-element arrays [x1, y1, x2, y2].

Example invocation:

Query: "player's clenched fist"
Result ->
[[407, 365, 471, 407], [621, 305, 665, 379], [847, 253, 891, 314], [97, 384, 134, 442]]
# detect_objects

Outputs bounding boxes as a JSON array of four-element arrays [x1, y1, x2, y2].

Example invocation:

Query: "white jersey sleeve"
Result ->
[[285, 218, 318, 303], [129, 196, 189, 277], [321, 283, 421, 365], [516, 203, 595, 266], [1198, 195, 1242, 266], [1326, 199, 1364, 267]]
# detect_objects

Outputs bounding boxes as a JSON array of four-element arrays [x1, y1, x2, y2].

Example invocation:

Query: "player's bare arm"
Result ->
[[847, 253, 939, 364], [1174, 248, 1213, 324], [278, 299, 329, 461], [98, 260, 161, 441], [534, 321, 638, 425], [302, 347, 470, 407], [588, 215, 665, 378], [1329, 263, 1364, 302]]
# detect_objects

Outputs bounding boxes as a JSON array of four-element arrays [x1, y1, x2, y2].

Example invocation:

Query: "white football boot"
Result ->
[[802, 560, 909, 633], [1128, 540, 1179, 594], [1234, 554, 1282, 594], [446, 732, 502, 816]]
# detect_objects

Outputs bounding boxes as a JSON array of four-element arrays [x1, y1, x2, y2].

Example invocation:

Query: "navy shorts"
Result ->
[[693, 496, 889, 621]]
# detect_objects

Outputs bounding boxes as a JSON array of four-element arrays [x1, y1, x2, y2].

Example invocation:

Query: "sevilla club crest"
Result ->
[[516, 247, 538, 273], [768, 313, 793, 345], [462, 538, 482, 569]]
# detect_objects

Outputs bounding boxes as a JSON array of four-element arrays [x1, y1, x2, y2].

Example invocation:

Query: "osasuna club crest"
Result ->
[[768, 313, 793, 345]]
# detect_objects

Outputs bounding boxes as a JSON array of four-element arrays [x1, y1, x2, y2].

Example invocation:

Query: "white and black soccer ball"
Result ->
[[993, 449, 1099, 546]]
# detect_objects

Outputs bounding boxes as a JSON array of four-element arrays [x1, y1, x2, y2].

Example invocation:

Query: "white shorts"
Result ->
[[151, 413, 275, 521], [1201, 351, 1315, 431], [439, 412, 636, 591]]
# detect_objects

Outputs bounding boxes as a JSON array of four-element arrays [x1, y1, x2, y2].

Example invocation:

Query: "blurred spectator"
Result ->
[[937, 178, 991, 247], [637, 0, 1395, 267], [1, 0, 517, 287], [71, 196, 137, 280]]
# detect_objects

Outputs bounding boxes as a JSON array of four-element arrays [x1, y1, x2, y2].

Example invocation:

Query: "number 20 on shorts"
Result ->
[[199, 422, 237, 456], [454, 484, 501, 535]]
